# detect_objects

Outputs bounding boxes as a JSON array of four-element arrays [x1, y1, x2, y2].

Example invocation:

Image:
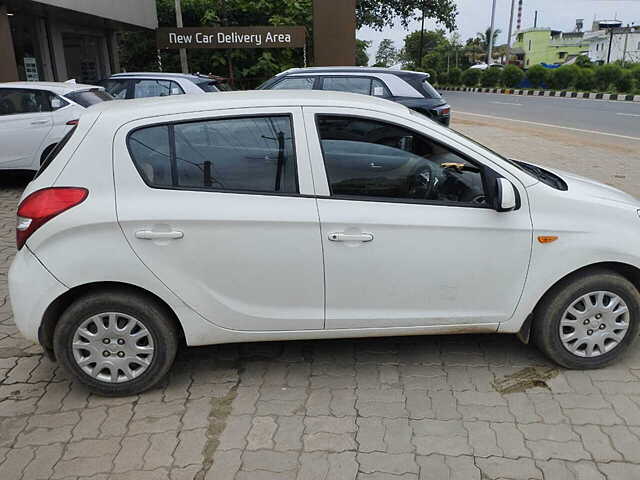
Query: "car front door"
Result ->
[[114, 107, 325, 332], [303, 107, 532, 330], [0, 88, 53, 169]]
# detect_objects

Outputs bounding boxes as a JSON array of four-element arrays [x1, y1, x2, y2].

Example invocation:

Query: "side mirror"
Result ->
[[496, 178, 517, 212]]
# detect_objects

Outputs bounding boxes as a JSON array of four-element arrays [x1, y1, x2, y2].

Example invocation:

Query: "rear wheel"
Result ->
[[534, 270, 640, 369], [53, 290, 179, 396]]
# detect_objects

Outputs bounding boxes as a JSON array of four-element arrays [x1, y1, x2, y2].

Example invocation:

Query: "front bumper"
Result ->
[[8, 247, 67, 343]]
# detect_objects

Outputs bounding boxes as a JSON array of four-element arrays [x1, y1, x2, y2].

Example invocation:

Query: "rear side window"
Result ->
[[322, 77, 372, 95], [128, 116, 298, 194], [35, 126, 77, 178], [65, 89, 112, 107], [196, 80, 220, 92]]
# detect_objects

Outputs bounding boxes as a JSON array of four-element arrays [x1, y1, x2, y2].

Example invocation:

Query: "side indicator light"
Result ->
[[538, 236, 559, 244]]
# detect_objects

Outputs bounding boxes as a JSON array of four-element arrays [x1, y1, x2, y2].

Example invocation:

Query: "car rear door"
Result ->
[[303, 106, 532, 330], [114, 106, 325, 332], [0, 88, 53, 169]]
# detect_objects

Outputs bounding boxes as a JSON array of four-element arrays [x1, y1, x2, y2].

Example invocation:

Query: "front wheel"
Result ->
[[53, 290, 179, 396], [533, 270, 640, 369]]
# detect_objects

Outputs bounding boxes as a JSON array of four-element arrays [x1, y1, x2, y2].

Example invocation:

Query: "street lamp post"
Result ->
[[418, 1, 425, 69], [505, 0, 516, 65], [175, 0, 189, 74], [487, 0, 497, 64]]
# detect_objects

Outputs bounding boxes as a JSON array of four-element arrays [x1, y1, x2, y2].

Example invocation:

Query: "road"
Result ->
[[444, 90, 640, 140]]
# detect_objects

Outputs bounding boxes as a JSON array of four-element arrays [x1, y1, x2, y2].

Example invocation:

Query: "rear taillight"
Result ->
[[16, 187, 88, 250], [437, 107, 451, 116], [66, 119, 79, 126]]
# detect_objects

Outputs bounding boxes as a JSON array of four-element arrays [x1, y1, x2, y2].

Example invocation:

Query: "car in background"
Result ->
[[100, 72, 230, 100], [469, 63, 505, 70], [259, 67, 451, 126], [0, 81, 112, 172]]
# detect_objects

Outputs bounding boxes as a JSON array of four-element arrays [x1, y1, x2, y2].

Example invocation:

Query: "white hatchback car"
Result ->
[[0, 82, 112, 171], [9, 91, 640, 396]]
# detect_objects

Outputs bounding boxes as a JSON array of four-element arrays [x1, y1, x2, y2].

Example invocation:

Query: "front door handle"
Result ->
[[328, 232, 374, 243], [135, 230, 184, 240]]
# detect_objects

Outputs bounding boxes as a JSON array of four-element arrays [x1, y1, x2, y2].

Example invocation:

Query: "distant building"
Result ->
[[0, 0, 158, 83], [586, 21, 640, 64], [511, 27, 589, 68]]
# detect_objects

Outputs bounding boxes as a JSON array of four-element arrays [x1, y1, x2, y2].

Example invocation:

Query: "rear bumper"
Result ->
[[8, 247, 67, 343]]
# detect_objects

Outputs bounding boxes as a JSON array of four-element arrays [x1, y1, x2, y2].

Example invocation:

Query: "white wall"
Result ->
[[589, 32, 640, 64], [34, 0, 158, 29]]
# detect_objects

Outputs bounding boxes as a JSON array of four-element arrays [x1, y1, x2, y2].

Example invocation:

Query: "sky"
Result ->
[[356, 0, 640, 64]]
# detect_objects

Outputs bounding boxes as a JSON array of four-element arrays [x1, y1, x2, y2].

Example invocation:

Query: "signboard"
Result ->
[[157, 26, 306, 50]]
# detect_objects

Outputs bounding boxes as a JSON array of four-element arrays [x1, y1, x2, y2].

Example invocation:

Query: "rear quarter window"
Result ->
[[65, 89, 113, 107]]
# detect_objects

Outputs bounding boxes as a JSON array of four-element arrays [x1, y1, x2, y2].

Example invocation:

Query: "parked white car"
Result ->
[[0, 82, 112, 172], [100, 72, 229, 100], [9, 91, 640, 395]]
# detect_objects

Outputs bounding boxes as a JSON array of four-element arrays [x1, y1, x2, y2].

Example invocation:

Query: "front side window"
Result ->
[[133, 79, 184, 98], [317, 115, 487, 205], [101, 79, 129, 99], [272, 77, 316, 90], [0, 88, 51, 115], [129, 115, 298, 194]]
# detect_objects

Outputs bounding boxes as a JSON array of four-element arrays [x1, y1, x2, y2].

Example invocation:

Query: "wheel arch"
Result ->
[[517, 261, 640, 344], [38, 281, 186, 360]]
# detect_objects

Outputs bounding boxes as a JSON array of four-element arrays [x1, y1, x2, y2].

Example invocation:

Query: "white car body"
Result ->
[[0, 82, 109, 171], [8, 91, 640, 353]]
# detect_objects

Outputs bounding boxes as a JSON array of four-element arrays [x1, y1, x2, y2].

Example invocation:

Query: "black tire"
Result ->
[[533, 269, 640, 369], [53, 289, 179, 396]]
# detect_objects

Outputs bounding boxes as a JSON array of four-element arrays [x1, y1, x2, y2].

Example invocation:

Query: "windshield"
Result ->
[[65, 89, 112, 107]]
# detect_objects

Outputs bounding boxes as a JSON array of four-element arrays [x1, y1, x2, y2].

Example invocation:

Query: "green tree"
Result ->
[[501, 65, 524, 88], [448, 66, 462, 85], [356, 0, 457, 31], [594, 64, 622, 91], [399, 29, 448, 67], [549, 65, 578, 90], [481, 67, 502, 87], [575, 55, 592, 68], [374, 39, 398, 67], [526, 65, 548, 88], [614, 70, 634, 93], [574, 68, 595, 91], [631, 64, 640, 84], [356, 39, 371, 66], [476, 27, 501, 59], [461, 68, 482, 86]]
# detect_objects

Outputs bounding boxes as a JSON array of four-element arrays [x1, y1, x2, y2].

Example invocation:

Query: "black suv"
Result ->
[[259, 67, 451, 126]]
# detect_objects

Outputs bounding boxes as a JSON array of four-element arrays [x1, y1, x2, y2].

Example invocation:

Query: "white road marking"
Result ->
[[456, 111, 640, 142], [490, 101, 523, 106], [616, 113, 640, 118]]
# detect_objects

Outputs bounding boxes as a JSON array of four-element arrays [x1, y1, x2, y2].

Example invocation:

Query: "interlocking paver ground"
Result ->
[[1, 116, 640, 479]]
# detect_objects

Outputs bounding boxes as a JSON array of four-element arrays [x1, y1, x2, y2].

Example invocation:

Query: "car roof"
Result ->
[[277, 67, 428, 77], [0, 81, 101, 94], [89, 90, 408, 124], [109, 72, 207, 81]]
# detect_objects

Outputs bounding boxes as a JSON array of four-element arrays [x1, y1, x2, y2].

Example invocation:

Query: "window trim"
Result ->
[[126, 113, 301, 196], [318, 75, 393, 98], [313, 113, 497, 210]]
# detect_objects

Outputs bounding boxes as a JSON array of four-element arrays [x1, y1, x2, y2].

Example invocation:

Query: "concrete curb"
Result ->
[[439, 86, 640, 103]]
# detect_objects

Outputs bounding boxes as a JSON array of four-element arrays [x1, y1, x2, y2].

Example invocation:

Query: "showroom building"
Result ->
[[0, 0, 158, 83]]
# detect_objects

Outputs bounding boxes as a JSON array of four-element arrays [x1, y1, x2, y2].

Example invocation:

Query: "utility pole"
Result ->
[[505, 0, 516, 65], [418, 1, 425, 69], [622, 24, 630, 67], [606, 27, 615, 64], [174, 0, 189, 74], [487, 0, 497, 64]]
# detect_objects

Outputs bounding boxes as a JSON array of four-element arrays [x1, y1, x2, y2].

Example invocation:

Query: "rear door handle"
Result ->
[[135, 230, 184, 240], [328, 232, 374, 243], [31, 120, 49, 125]]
